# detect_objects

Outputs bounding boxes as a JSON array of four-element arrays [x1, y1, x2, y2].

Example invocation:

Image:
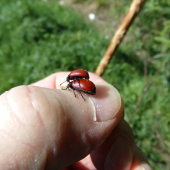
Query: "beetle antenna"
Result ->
[[60, 80, 67, 86], [79, 91, 85, 101]]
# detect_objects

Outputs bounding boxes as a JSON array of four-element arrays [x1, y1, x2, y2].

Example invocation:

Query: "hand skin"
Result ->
[[0, 72, 153, 170]]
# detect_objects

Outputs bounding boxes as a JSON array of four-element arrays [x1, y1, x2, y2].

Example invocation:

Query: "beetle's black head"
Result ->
[[66, 75, 70, 82], [67, 81, 72, 88]]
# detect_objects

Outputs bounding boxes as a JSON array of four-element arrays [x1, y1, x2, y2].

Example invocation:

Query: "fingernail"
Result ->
[[105, 136, 133, 169], [91, 83, 122, 122]]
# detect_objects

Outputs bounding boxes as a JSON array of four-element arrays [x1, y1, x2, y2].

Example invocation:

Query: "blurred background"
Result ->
[[0, 0, 170, 169]]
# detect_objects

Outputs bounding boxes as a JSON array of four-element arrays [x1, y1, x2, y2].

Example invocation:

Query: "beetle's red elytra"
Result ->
[[65, 79, 96, 101], [60, 69, 89, 86], [60, 69, 96, 101]]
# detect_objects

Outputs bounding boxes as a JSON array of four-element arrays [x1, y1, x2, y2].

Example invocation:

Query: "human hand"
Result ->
[[0, 72, 152, 170]]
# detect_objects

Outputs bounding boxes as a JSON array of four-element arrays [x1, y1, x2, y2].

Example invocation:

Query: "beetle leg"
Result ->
[[78, 91, 85, 101], [78, 79, 81, 87], [72, 89, 76, 97]]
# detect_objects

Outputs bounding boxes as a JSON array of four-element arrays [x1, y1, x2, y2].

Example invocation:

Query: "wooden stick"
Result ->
[[95, 0, 146, 76], [128, 60, 169, 123]]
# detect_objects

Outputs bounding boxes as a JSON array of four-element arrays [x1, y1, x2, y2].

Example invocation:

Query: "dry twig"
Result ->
[[95, 0, 146, 76]]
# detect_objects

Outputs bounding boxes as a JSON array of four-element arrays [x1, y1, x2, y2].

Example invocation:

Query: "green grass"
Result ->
[[0, 0, 170, 169], [0, 0, 108, 91]]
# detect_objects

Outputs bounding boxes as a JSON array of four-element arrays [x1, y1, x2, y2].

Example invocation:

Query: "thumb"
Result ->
[[0, 83, 123, 169]]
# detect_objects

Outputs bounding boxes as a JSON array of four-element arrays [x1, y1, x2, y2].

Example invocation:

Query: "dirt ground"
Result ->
[[60, 0, 122, 38]]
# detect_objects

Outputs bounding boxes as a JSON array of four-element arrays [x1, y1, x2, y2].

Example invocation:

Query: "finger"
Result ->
[[63, 155, 97, 170], [31, 73, 58, 89], [131, 146, 153, 170], [31, 72, 106, 89], [90, 119, 135, 170], [0, 81, 123, 169]]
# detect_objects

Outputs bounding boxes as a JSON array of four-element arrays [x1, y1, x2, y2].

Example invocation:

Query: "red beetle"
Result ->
[[60, 69, 89, 86], [64, 79, 96, 101]]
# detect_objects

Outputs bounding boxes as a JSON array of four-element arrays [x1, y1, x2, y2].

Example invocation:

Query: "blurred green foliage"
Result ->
[[0, 0, 170, 169], [0, 0, 108, 91]]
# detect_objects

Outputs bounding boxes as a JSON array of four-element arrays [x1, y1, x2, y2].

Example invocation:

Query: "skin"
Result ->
[[0, 72, 153, 170]]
